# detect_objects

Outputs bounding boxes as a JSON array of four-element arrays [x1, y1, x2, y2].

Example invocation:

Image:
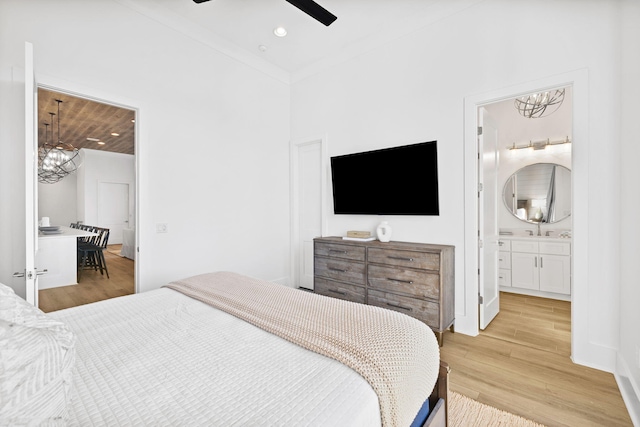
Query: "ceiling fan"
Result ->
[[192, 0, 337, 27]]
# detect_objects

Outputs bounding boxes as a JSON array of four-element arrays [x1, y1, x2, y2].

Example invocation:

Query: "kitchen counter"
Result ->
[[37, 226, 97, 290]]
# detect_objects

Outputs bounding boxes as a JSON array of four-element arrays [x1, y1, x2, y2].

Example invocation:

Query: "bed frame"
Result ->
[[423, 361, 450, 427]]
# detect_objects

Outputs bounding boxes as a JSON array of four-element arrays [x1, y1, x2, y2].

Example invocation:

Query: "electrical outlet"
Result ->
[[156, 223, 168, 233]]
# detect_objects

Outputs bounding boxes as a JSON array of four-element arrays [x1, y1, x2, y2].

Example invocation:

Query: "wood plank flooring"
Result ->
[[39, 245, 134, 313], [440, 292, 633, 426]]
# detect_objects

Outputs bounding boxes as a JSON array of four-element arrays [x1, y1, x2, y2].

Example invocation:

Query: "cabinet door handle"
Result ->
[[329, 250, 348, 254], [387, 277, 414, 284], [386, 302, 413, 312], [388, 256, 414, 262], [535, 257, 537, 268], [329, 267, 347, 273], [540, 257, 543, 268], [328, 289, 347, 296]]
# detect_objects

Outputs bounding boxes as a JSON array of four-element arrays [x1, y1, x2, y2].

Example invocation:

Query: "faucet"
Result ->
[[537, 222, 542, 236], [526, 230, 534, 236]]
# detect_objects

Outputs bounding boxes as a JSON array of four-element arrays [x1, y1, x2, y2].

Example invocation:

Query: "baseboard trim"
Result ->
[[616, 353, 640, 426]]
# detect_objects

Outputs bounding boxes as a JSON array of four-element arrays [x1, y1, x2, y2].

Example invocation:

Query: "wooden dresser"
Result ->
[[313, 236, 455, 345]]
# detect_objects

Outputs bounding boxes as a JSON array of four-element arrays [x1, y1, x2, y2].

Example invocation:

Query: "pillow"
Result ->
[[0, 283, 76, 425]]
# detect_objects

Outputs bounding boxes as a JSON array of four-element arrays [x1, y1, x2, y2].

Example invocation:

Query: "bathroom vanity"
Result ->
[[498, 235, 571, 300]]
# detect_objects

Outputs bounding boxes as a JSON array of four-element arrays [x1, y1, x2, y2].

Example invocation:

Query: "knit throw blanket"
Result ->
[[165, 271, 440, 427]]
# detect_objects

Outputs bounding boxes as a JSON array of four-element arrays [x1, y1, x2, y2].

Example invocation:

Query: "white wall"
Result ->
[[0, 0, 291, 295], [617, 0, 640, 424], [291, 0, 622, 374], [38, 173, 77, 229], [77, 149, 135, 228], [484, 92, 572, 234]]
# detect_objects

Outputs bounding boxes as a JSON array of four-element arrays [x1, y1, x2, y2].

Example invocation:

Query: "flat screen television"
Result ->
[[330, 141, 439, 215]]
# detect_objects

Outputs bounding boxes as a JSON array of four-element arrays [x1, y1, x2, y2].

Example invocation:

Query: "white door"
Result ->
[[98, 181, 130, 245], [479, 107, 500, 329], [294, 140, 323, 290], [22, 42, 40, 306]]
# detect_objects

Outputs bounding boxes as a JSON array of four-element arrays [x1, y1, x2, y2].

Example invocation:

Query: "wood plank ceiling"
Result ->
[[38, 88, 135, 155]]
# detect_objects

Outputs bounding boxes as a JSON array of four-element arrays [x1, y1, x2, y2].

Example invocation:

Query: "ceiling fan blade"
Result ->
[[285, 0, 337, 26], [192, 0, 337, 27]]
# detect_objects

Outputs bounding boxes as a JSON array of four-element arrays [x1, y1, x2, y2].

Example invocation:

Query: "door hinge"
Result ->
[[477, 126, 483, 136], [479, 294, 484, 304], [477, 268, 480, 275], [478, 183, 483, 192], [478, 239, 483, 248]]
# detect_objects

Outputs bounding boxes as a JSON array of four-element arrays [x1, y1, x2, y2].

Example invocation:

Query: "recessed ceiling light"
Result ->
[[86, 137, 100, 142], [111, 132, 120, 136], [97, 141, 106, 145], [258, 45, 268, 52], [273, 27, 287, 37]]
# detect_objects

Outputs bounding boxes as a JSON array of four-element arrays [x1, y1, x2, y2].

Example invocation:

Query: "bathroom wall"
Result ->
[[484, 87, 572, 234]]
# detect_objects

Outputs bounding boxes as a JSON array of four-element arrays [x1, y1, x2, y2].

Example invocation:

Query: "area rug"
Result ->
[[449, 392, 545, 427]]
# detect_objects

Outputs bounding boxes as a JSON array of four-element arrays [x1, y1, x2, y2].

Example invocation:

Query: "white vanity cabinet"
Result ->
[[500, 237, 571, 298]]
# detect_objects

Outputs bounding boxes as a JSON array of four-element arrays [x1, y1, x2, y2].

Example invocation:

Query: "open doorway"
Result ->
[[35, 87, 137, 312], [478, 86, 573, 352]]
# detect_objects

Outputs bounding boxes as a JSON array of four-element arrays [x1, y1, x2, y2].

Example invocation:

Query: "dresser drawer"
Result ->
[[314, 278, 365, 304], [368, 289, 440, 328], [368, 248, 440, 271], [314, 257, 366, 285], [314, 242, 366, 262], [368, 264, 439, 300]]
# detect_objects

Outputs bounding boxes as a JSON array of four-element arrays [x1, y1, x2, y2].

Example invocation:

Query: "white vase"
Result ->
[[376, 221, 392, 242]]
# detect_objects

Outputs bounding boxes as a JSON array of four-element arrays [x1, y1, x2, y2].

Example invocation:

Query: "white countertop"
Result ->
[[498, 234, 571, 243], [38, 226, 97, 240]]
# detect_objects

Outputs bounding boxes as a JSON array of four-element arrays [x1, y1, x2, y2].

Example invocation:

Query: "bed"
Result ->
[[0, 271, 448, 426]]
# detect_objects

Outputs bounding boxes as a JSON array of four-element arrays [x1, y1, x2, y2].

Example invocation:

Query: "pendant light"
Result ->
[[38, 99, 80, 184]]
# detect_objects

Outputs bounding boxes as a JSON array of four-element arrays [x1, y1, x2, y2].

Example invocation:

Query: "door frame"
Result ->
[[36, 76, 141, 294], [290, 135, 328, 288], [463, 70, 588, 363]]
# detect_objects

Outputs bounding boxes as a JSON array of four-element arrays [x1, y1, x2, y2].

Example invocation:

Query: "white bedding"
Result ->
[[50, 288, 382, 426]]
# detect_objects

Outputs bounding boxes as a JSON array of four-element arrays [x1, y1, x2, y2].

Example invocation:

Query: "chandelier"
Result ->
[[38, 99, 80, 184], [514, 89, 565, 119]]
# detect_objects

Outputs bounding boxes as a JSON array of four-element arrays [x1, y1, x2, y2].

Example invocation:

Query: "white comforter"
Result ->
[[50, 288, 381, 426]]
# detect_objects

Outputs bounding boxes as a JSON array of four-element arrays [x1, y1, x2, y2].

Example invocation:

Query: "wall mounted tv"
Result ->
[[330, 141, 439, 216]]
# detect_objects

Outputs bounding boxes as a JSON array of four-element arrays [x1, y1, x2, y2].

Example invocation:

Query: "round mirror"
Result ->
[[503, 163, 571, 224]]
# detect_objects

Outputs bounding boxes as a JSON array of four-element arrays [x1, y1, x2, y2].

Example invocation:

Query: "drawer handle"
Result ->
[[329, 250, 348, 254], [386, 302, 413, 312], [388, 256, 414, 262], [329, 267, 347, 273], [387, 277, 414, 284], [328, 289, 347, 296]]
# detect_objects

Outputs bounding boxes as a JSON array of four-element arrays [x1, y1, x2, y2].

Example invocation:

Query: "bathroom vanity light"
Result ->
[[508, 136, 571, 151]]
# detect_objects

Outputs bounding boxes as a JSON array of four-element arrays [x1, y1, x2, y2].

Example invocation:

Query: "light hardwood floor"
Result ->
[[440, 292, 633, 426], [39, 245, 134, 313]]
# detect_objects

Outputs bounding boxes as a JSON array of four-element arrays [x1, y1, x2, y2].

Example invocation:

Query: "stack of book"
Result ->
[[342, 231, 376, 242]]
